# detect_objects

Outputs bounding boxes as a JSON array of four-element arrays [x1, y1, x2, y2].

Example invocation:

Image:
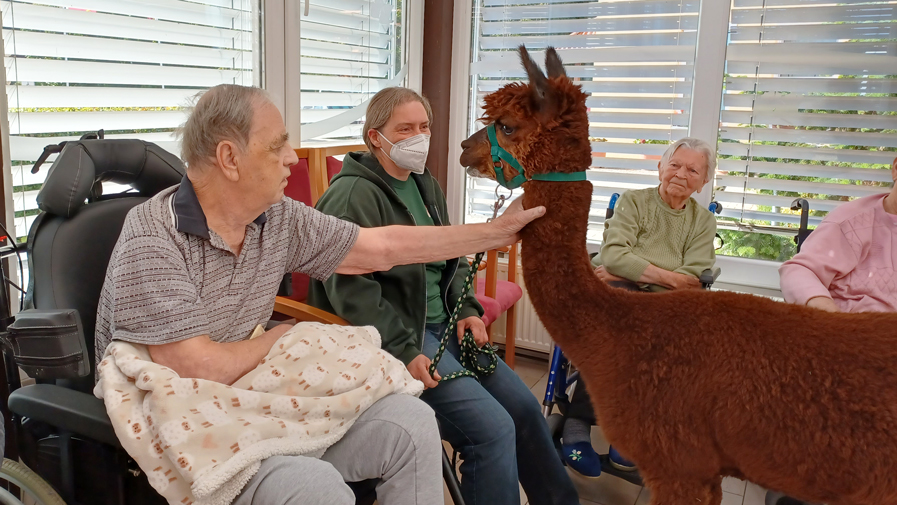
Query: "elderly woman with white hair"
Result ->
[[593, 136, 718, 292], [561, 137, 719, 477]]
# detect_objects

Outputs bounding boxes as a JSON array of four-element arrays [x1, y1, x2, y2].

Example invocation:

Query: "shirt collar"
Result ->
[[172, 175, 267, 239]]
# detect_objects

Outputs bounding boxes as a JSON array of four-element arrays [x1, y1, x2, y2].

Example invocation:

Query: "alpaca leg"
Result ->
[[647, 477, 723, 505]]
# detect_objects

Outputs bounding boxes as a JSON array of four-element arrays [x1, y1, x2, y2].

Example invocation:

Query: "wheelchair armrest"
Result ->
[[699, 267, 721, 287], [8, 384, 121, 448]]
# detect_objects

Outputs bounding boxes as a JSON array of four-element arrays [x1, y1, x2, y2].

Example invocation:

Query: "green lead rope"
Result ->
[[428, 250, 498, 382]]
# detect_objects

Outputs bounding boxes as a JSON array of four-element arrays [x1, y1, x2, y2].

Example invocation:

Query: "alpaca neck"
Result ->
[[519, 181, 617, 351]]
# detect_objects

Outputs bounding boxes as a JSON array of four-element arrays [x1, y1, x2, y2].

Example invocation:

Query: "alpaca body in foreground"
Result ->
[[460, 46, 897, 505]]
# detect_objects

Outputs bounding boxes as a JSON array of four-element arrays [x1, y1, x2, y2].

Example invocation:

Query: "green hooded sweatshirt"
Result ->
[[307, 151, 484, 365]]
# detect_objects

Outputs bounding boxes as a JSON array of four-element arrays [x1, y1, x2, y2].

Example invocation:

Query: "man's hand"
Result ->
[[490, 197, 546, 245], [593, 265, 628, 284], [457, 316, 489, 347], [806, 296, 839, 312], [406, 354, 440, 389]]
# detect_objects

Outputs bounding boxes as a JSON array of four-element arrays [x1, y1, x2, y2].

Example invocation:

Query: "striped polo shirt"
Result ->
[[94, 175, 359, 369]]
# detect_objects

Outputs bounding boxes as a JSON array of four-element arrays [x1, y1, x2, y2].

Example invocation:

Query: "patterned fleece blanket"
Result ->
[[93, 322, 424, 505]]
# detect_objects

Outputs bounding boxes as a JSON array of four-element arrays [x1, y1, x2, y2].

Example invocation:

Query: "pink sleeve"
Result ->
[[778, 221, 860, 305]]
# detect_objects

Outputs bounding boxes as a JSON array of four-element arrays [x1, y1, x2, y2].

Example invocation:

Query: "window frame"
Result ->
[[447, 0, 786, 297]]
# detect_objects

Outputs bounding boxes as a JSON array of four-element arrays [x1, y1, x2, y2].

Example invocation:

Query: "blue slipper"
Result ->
[[609, 445, 636, 471], [562, 441, 601, 477]]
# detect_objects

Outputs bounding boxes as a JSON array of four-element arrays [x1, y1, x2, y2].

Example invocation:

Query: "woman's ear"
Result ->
[[368, 129, 382, 150], [891, 156, 897, 181]]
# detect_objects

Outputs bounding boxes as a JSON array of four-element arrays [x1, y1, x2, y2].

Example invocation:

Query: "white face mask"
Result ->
[[377, 131, 430, 174]]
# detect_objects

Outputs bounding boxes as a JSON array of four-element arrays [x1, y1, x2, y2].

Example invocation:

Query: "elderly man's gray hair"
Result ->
[[659, 137, 717, 183], [179, 84, 272, 169]]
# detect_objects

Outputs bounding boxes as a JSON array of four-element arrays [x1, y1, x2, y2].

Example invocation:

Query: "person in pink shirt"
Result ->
[[779, 156, 897, 313]]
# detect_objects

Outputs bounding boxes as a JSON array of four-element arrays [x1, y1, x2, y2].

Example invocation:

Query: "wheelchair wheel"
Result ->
[[0, 458, 66, 505]]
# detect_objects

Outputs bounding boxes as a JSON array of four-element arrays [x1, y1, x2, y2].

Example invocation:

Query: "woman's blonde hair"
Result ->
[[363, 87, 433, 152]]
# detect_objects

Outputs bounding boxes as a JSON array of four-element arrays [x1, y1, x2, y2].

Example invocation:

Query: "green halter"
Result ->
[[486, 123, 588, 189]]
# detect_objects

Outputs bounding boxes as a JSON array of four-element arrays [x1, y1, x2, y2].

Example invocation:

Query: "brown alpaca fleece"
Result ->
[[460, 46, 897, 505]]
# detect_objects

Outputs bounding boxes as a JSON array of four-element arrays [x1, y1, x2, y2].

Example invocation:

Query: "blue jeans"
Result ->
[[421, 323, 578, 505]]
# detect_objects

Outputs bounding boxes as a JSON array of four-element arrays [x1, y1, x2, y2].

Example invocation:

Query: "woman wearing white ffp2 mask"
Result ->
[[377, 130, 430, 174], [308, 87, 580, 505]]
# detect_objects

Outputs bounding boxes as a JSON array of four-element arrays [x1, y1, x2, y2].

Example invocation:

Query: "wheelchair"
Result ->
[[541, 191, 722, 486], [0, 136, 460, 505]]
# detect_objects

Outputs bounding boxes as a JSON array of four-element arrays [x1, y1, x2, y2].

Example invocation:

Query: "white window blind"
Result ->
[[466, 0, 701, 241], [300, 0, 406, 142], [716, 0, 897, 238], [3, 0, 258, 242]]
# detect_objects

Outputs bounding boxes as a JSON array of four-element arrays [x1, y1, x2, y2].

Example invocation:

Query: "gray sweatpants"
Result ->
[[232, 394, 442, 505]]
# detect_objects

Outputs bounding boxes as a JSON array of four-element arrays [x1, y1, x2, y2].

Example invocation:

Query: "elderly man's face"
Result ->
[[657, 147, 707, 201], [239, 100, 299, 206]]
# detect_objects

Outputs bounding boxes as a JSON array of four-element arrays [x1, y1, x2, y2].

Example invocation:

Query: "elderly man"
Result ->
[[94, 84, 544, 505]]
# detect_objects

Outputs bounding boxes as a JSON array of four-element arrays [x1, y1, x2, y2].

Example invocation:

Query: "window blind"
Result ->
[[299, 0, 405, 142], [716, 0, 897, 234], [466, 0, 701, 241], [3, 0, 257, 241]]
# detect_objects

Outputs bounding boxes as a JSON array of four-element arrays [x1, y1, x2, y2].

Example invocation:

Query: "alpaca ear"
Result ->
[[545, 47, 566, 79], [519, 45, 549, 101], [519, 45, 560, 121]]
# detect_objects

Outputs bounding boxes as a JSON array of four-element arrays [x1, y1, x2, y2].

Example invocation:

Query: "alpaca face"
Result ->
[[459, 45, 591, 182]]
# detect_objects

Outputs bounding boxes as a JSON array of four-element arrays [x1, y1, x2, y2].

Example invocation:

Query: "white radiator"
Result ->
[[481, 256, 554, 355]]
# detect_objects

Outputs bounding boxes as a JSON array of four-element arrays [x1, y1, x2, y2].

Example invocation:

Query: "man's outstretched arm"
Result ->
[[336, 198, 544, 275]]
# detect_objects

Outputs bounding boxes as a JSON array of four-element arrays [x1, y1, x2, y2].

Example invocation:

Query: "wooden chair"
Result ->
[[279, 146, 365, 304], [474, 242, 523, 368]]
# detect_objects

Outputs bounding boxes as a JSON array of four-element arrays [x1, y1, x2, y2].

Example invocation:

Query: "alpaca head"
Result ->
[[460, 46, 592, 185]]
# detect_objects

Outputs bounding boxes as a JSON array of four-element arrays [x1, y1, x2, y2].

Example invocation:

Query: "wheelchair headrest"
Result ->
[[36, 139, 185, 217]]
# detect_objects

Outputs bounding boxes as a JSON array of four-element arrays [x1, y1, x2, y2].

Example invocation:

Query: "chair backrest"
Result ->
[[26, 139, 185, 390], [326, 156, 342, 183], [284, 158, 315, 207], [606, 192, 722, 219], [283, 152, 315, 302]]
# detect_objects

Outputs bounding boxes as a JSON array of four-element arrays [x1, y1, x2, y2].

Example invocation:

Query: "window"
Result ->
[[465, 0, 701, 241], [299, 1, 408, 143], [3, 0, 259, 243], [462, 0, 897, 263], [715, 0, 897, 261]]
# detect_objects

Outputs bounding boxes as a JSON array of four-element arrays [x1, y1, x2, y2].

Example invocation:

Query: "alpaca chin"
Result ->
[[465, 167, 483, 178]]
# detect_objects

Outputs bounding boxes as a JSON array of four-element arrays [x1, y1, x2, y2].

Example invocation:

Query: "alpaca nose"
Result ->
[[461, 137, 474, 150]]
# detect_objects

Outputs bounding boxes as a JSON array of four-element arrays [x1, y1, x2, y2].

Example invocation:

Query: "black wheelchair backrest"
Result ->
[[25, 139, 185, 389]]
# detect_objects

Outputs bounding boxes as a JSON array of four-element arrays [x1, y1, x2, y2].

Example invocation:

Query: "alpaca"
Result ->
[[459, 46, 897, 505]]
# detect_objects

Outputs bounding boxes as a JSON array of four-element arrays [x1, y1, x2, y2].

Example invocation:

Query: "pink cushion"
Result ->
[[474, 280, 523, 327], [476, 279, 523, 312], [475, 294, 502, 327]]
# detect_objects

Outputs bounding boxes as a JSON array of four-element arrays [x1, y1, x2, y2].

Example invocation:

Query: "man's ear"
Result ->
[[216, 140, 241, 182], [892, 156, 897, 180]]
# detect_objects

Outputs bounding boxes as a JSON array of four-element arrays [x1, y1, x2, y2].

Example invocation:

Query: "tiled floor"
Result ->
[[443, 355, 770, 505]]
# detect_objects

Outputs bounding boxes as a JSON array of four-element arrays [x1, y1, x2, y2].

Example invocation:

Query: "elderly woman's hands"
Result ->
[[598, 263, 702, 291], [593, 265, 628, 284]]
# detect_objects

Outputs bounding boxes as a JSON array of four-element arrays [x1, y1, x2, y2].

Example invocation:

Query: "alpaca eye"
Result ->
[[500, 124, 514, 135]]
